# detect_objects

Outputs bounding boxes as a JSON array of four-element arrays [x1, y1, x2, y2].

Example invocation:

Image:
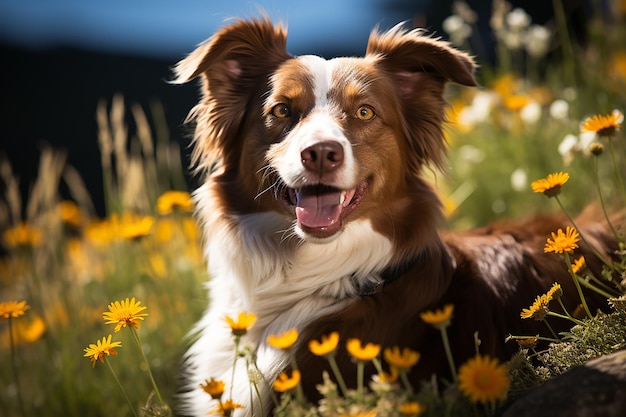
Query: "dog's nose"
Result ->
[[301, 141, 344, 175]]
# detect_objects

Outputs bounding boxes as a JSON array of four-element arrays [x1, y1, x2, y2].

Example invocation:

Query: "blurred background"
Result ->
[[0, 0, 587, 216]]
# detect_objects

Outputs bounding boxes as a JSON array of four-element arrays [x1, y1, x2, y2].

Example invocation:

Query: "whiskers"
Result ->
[[255, 165, 285, 201]]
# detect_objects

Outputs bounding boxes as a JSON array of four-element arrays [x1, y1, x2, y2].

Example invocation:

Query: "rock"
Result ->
[[502, 350, 626, 417]]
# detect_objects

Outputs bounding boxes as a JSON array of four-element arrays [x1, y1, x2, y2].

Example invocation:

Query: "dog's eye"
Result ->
[[271, 104, 291, 118], [356, 105, 375, 121]]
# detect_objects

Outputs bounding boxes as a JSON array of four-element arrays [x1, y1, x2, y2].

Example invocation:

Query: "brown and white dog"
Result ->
[[173, 18, 616, 416]]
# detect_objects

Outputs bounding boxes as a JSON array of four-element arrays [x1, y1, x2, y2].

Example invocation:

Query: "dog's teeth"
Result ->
[[340, 191, 346, 205]]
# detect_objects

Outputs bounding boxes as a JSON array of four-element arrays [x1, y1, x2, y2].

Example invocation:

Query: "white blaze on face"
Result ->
[[273, 55, 357, 189]]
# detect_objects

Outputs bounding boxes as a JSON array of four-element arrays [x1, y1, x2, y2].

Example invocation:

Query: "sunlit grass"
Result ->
[[0, 97, 207, 417]]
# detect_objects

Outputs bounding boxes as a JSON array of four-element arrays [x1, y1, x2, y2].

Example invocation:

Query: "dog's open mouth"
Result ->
[[284, 181, 368, 239]]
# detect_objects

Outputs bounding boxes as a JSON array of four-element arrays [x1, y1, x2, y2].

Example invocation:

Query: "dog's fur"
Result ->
[[173, 18, 617, 416]]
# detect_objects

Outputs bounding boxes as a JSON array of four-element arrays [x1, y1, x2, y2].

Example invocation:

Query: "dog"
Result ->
[[173, 18, 617, 416]]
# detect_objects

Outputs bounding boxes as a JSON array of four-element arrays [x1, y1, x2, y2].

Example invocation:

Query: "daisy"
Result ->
[[419, 304, 454, 328], [272, 370, 301, 392], [157, 191, 194, 215], [210, 399, 244, 416], [200, 378, 225, 400], [572, 256, 586, 274], [531, 172, 569, 197], [308, 332, 340, 357], [398, 401, 426, 416], [544, 226, 580, 254], [83, 335, 122, 367], [0, 300, 30, 319], [224, 311, 256, 337], [103, 297, 148, 332], [546, 282, 563, 301], [457, 354, 510, 404], [520, 294, 550, 321], [581, 109, 623, 137], [267, 328, 298, 350], [383, 346, 420, 371], [346, 339, 381, 361]]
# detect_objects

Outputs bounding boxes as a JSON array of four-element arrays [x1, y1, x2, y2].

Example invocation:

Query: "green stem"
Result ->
[[439, 326, 457, 382], [593, 157, 620, 241], [551, 0, 576, 85], [564, 252, 592, 318], [247, 358, 266, 415], [554, 196, 616, 271], [230, 336, 240, 400], [357, 361, 365, 402], [556, 298, 575, 320], [326, 355, 349, 396], [546, 311, 585, 326], [506, 335, 561, 344], [542, 318, 560, 340], [251, 378, 264, 417], [8, 318, 27, 417], [607, 138, 626, 209], [584, 269, 622, 297], [130, 327, 164, 406], [288, 354, 305, 404], [399, 370, 414, 395], [105, 357, 139, 417], [576, 275, 618, 299]]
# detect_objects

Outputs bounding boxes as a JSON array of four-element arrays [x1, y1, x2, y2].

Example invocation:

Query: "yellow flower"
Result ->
[[103, 297, 148, 332], [157, 191, 194, 215], [211, 399, 244, 416], [308, 332, 340, 356], [572, 256, 586, 274], [457, 354, 510, 404], [0, 300, 30, 319], [267, 328, 298, 350], [516, 337, 538, 348], [83, 334, 122, 367], [11, 314, 46, 344], [546, 282, 563, 301], [57, 200, 84, 227], [544, 226, 580, 254], [84, 218, 117, 246], [119, 213, 155, 240], [200, 378, 225, 399], [224, 311, 257, 337], [346, 338, 381, 361], [420, 304, 454, 328], [375, 367, 399, 384], [531, 172, 569, 197], [383, 346, 420, 370], [398, 401, 426, 416], [580, 109, 623, 137], [2, 222, 42, 248], [272, 369, 301, 392], [520, 294, 550, 321], [503, 94, 530, 111]]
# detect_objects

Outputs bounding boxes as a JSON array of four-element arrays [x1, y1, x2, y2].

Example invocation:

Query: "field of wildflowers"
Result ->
[[2, 1, 626, 416]]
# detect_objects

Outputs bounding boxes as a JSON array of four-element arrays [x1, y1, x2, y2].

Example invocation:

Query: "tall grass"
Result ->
[[1, 97, 207, 416]]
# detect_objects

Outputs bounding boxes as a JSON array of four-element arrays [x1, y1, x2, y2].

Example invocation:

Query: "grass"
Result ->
[[1, 2, 626, 416]]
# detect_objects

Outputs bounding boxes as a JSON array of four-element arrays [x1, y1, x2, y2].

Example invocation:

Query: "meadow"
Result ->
[[2, 2, 626, 416]]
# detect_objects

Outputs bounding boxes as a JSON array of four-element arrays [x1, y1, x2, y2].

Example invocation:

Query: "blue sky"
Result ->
[[0, 0, 423, 58]]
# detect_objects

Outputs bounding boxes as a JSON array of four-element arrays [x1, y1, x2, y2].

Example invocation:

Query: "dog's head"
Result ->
[[174, 18, 475, 242]]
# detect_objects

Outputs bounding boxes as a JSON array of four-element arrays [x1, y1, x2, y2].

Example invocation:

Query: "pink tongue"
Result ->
[[295, 188, 342, 228]]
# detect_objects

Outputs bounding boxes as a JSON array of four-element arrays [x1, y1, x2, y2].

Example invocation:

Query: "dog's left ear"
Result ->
[[366, 26, 476, 88], [366, 26, 476, 172]]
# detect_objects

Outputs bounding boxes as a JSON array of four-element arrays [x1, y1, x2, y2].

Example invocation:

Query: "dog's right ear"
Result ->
[[172, 18, 291, 169], [173, 17, 290, 86]]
